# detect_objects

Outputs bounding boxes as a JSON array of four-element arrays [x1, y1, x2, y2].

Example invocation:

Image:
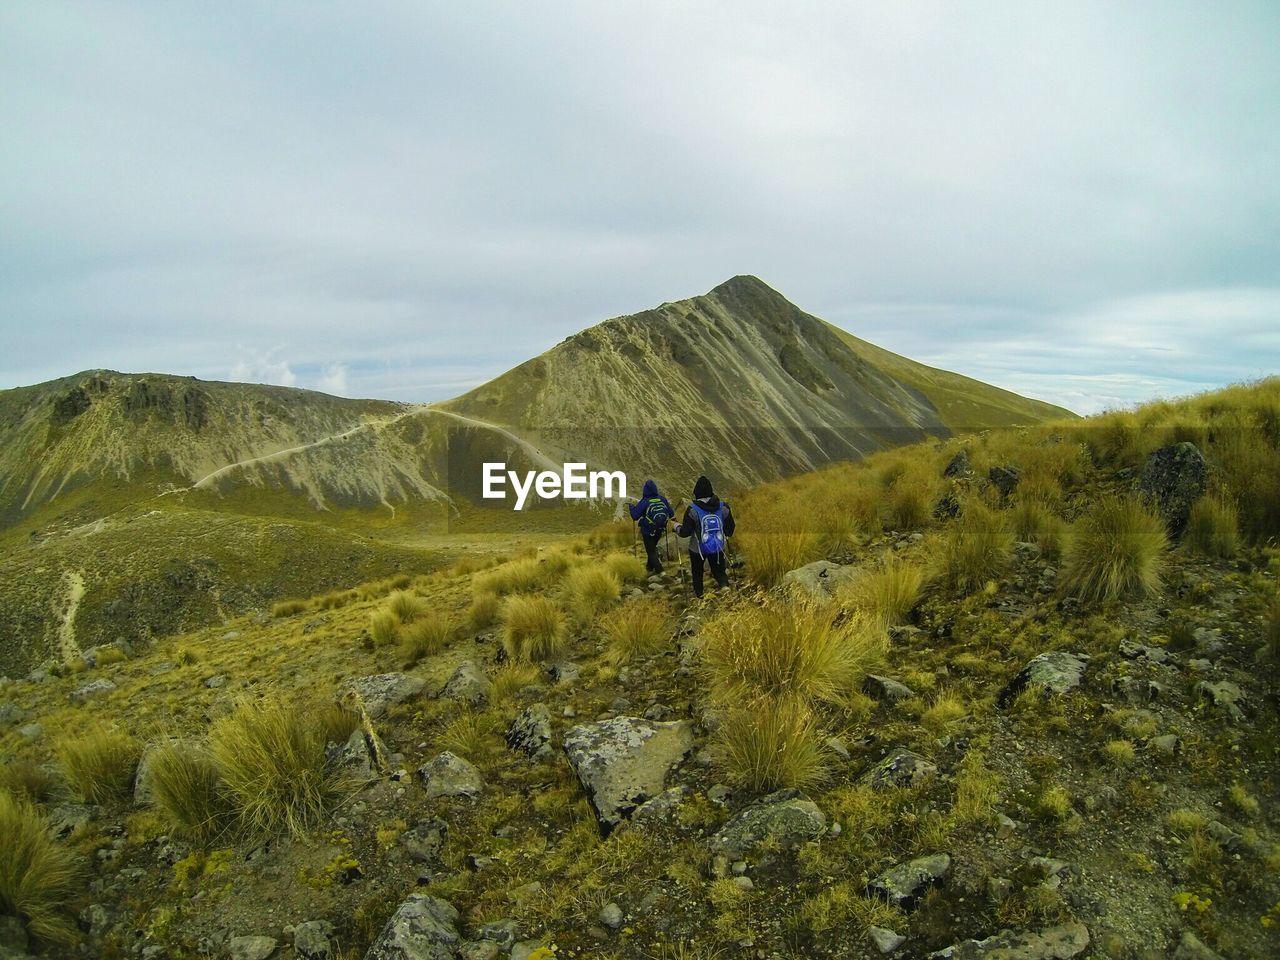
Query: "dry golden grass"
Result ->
[[713, 693, 829, 792], [605, 552, 647, 584], [0, 760, 60, 804], [564, 566, 622, 623], [146, 742, 230, 844], [1183, 495, 1240, 558], [0, 790, 81, 944], [1059, 497, 1167, 603], [475, 557, 551, 597], [601, 599, 671, 665], [401, 609, 454, 663], [952, 750, 1001, 825], [387, 590, 425, 623], [490, 661, 541, 704], [737, 528, 821, 588], [701, 599, 885, 707], [208, 697, 337, 837], [937, 499, 1013, 594], [920, 692, 967, 735], [1010, 497, 1066, 559], [369, 609, 400, 646], [54, 724, 141, 804], [467, 592, 501, 630], [500, 595, 569, 662], [841, 553, 926, 625], [270, 599, 308, 618], [886, 467, 939, 530], [316, 702, 362, 747]]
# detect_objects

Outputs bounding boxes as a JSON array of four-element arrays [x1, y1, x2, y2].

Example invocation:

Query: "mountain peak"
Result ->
[[708, 274, 781, 299]]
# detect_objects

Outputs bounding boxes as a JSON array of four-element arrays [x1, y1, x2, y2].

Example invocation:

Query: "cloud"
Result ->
[[229, 349, 296, 389], [317, 362, 349, 397]]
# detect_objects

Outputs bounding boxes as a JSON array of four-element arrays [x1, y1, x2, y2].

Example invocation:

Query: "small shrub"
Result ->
[[1227, 784, 1260, 819], [920, 692, 967, 735], [1037, 785, 1071, 821], [701, 600, 885, 706], [1183, 496, 1240, 558], [369, 609, 400, 646], [1059, 497, 1167, 603], [54, 725, 141, 804], [601, 599, 670, 665], [270, 599, 308, 618], [208, 698, 336, 837], [402, 610, 453, 663], [1101, 740, 1136, 766], [605, 553, 647, 584], [387, 591, 425, 624], [177, 647, 199, 666], [842, 553, 926, 625], [500, 595, 569, 663], [714, 693, 829, 792], [490, 662, 541, 704], [1167, 808, 1208, 837], [1168, 620, 1196, 652], [467, 592, 501, 630], [564, 566, 621, 623], [0, 790, 81, 944], [938, 500, 1013, 594], [146, 742, 230, 844]]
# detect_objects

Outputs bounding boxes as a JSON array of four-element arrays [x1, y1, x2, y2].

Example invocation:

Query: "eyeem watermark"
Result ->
[[482, 462, 627, 510]]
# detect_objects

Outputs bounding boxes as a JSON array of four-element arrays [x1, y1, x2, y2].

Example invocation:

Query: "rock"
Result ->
[[80, 903, 110, 938], [930, 922, 1090, 959], [781, 560, 857, 599], [17, 723, 42, 742], [563, 717, 694, 832], [459, 943, 501, 960], [0, 702, 25, 725], [546, 662, 581, 685], [943, 450, 972, 478], [204, 674, 227, 689], [343, 673, 426, 719], [292, 921, 335, 960], [47, 803, 93, 838], [227, 936, 276, 960], [327, 728, 386, 781], [1171, 931, 1223, 960], [417, 753, 483, 799], [630, 786, 688, 827], [401, 818, 449, 862], [511, 944, 550, 960], [598, 903, 624, 930], [1150, 734, 1181, 755], [869, 926, 906, 954], [987, 877, 1013, 903], [0, 916, 29, 954], [475, 920, 520, 950], [506, 704, 553, 759], [934, 493, 962, 520], [997, 652, 1089, 708], [1194, 680, 1246, 721], [863, 675, 916, 704], [988, 465, 1021, 498], [441, 661, 491, 706], [1191, 627, 1224, 656], [868, 853, 951, 908], [1119, 640, 1172, 664], [825, 736, 850, 760], [69, 679, 116, 703], [709, 789, 826, 859], [862, 750, 937, 790], [1136, 442, 1207, 536], [364, 894, 461, 960], [133, 740, 178, 805]]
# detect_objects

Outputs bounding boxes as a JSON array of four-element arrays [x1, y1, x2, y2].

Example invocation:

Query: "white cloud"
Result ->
[[229, 349, 296, 388], [317, 362, 349, 397]]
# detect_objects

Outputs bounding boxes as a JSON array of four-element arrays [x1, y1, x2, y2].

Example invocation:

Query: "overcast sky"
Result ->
[[3, 1, 1278, 415]]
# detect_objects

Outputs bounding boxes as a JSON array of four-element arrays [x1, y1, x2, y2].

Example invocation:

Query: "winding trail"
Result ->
[[57, 569, 85, 663]]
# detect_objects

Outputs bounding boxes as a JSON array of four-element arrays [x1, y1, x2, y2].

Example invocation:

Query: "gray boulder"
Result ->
[[709, 789, 826, 859], [1137, 442, 1207, 536], [292, 921, 334, 960], [0, 915, 29, 954], [630, 786, 689, 827], [364, 895, 461, 960], [506, 704, 553, 760], [1171, 931, 1224, 960], [401, 818, 449, 863], [988, 465, 1021, 498], [869, 853, 951, 908], [862, 750, 937, 790], [417, 752, 483, 800], [1194, 680, 1246, 722], [943, 450, 972, 478], [863, 675, 916, 704], [227, 936, 276, 960], [929, 922, 1089, 959], [781, 560, 857, 599], [869, 926, 906, 954], [441, 661, 490, 706], [70, 679, 116, 703], [998, 652, 1089, 708], [326, 728, 386, 781], [0, 702, 25, 725], [343, 673, 425, 719], [563, 717, 694, 832]]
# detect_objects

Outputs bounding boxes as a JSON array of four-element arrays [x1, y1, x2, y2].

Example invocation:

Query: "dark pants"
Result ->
[[642, 529, 664, 574], [689, 550, 728, 597]]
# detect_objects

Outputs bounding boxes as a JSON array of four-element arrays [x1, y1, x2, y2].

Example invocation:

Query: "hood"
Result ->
[[693, 475, 714, 500], [642, 479, 658, 498]]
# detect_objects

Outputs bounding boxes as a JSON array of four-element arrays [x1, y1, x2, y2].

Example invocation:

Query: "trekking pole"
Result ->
[[632, 516, 639, 561]]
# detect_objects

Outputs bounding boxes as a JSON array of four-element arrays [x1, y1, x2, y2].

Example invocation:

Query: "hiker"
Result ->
[[671, 475, 735, 598], [629, 479, 673, 574]]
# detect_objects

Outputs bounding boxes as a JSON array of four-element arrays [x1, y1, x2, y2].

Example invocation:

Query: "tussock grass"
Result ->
[[605, 553, 647, 584], [886, 470, 937, 530], [701, 600, 884, 707], [1262, 598, 1280, 664], [1010, 498, 1066, 558], [369, 609, 400, 646], [0, 761, 60, 804], [738, 529, 821, 588], [1101, 740, 1136, 767], [146, 742, 230, 844], [1183, 495, 1240, 558], [500, 595, 569, 663], [467, 592, 501, 631], [1060, 497, 1167, 603], [952, 750, 1000, 825], [387, 590, 425, 624], [714, 693, 829, 792], [920, 692, 967, 735], [54, 724, 141, 804], [937, 500, 1013, 594], [0, 790, 81, 944], [601, 599, 670, 665], [401, 610, 454, 663], [490, 662, 541, 704], [440, 711, 499, 760], [841, 553, 926, 625], [564, 566, 621, 623], [316, 702, 362, 747], [208, 698, 337, 837], [1037, 785, 1072, 821], [316, 588, 358, 611], [270, 599, 308, 618], [475, 558, 550, 597], [799, 883, 906, 939]]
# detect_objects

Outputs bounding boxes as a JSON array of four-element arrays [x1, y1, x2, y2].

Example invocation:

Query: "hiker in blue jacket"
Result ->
[[671, 475, 736, 598], [629, 479, 673, 574]]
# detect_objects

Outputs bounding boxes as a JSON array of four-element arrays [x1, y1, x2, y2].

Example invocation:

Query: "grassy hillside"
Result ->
[[2, 379, 1276, 959]]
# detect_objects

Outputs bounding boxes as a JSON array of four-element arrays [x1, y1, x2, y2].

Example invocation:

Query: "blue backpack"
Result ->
[[688, 502, 727, 555], [643, 498, 671, 531]]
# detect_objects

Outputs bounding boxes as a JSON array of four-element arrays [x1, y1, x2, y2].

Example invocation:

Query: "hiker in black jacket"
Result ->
[[628, 479, 673, 574], [671, 475, 735, 598]]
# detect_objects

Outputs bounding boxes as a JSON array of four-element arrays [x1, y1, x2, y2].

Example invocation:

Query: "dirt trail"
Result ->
[[56, 569, 85, 663], [421, 407, 564, 472]]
